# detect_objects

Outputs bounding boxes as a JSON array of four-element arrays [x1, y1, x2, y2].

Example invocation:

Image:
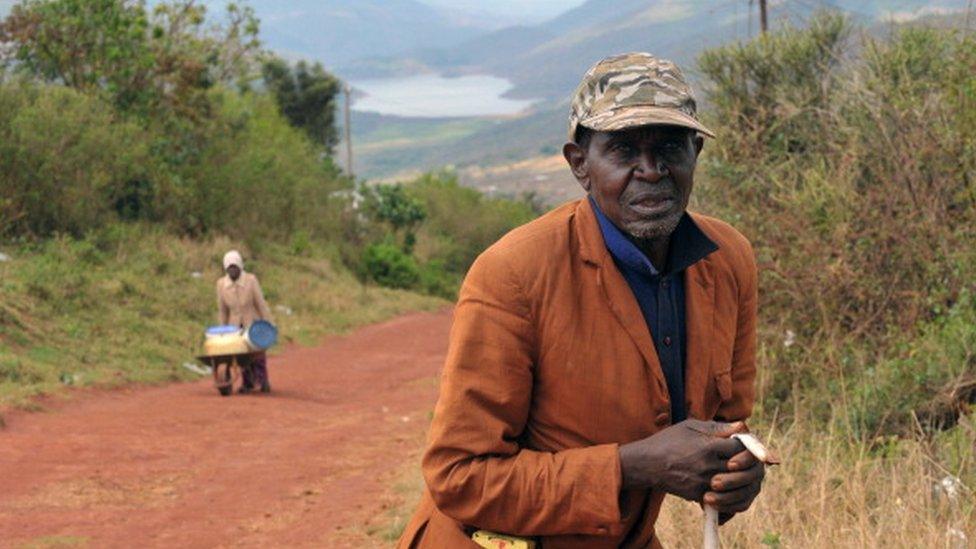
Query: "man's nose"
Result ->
[[634, 151, 668, 181]]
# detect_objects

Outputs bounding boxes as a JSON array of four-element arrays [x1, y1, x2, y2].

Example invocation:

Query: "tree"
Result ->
[[362, 183, 426, 253], [262, 57, 341, 154], [0, 0, 261, 120]]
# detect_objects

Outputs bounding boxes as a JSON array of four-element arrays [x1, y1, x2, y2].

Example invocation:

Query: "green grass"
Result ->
[[348, 111, 524, 178], [356, 116, 493, 149], [0, 224, 446, 408]]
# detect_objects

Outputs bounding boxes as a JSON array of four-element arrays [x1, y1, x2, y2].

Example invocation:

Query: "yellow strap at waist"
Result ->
[[471, 530, 537, 549]]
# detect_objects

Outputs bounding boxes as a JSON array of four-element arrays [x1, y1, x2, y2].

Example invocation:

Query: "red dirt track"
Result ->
[[0, 310, 452, 548]]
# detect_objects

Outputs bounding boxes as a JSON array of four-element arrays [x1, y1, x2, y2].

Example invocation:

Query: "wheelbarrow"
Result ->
[[196, 321, 277, 396]]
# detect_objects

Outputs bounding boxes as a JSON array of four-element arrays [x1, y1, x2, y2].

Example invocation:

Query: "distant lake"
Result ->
[[351, 74, 536, 118]]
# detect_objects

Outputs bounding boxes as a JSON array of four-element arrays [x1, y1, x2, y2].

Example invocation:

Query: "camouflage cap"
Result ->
[[568, 52, 714, 142]]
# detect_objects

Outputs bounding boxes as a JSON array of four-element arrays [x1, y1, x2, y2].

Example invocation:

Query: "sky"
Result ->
[[420, 0, 586, 25]]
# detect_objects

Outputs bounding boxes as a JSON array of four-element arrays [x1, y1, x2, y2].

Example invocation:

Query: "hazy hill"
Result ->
[[240, 0, 496, 66], [351, 0, 974, 180], [346, 0, 972, 99]]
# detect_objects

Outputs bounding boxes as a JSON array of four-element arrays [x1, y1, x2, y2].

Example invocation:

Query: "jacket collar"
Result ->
[[587, 196, 717, 276], [574, 197, 723, 420]]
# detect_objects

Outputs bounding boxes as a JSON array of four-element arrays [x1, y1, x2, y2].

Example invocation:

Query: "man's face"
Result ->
[[226, 265, 241, 281], [564, 125, 703, 241]]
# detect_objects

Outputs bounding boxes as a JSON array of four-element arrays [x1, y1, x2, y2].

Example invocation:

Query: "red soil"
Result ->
[[0, 309, 452, 548]]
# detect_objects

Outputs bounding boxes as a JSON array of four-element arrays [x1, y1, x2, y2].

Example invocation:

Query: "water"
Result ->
[[352, 73, 536, 118]]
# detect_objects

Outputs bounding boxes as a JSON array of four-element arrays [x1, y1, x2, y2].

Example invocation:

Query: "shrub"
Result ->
[[362, 241, 421, 289], [696, 12, 976, 434], [172, 90, 352, 242], [407, 171, 537, 274], [0, 84, 151, 237], [0, 82, 353, 246]]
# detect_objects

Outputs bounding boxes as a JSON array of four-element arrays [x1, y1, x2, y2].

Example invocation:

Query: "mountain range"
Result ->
[[347, 0, 973, 180], [342, 0, 973, 101]]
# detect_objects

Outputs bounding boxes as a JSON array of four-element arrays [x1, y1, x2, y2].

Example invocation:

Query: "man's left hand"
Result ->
[[704, 448, 766, 524]]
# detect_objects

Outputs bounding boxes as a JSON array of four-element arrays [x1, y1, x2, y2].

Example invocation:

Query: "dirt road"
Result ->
[[0, 310, 452, 548]]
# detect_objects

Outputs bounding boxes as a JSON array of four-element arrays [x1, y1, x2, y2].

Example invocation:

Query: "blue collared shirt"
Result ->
[[590, 197, 717, 423]]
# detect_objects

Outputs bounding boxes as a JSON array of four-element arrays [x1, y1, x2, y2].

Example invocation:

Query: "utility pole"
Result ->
[[343, 83, 353, 178], [748, 0, 754, 37], [759, 0, 768, 34]]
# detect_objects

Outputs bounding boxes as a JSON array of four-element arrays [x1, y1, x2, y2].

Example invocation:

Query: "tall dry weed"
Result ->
[[655, 417, 975, 548], [696, 12, 976, 435]]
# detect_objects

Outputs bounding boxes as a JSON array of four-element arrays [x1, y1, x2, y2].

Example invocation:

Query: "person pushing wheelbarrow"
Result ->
[[216, 250, 274, 393]]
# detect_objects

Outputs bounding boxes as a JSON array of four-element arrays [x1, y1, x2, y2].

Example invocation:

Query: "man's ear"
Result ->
[[563, 141, 591, 191], [693, 134, 704, 159]]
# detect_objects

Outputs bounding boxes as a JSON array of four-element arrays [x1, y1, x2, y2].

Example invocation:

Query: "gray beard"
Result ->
[[622, 210, 682, 241]]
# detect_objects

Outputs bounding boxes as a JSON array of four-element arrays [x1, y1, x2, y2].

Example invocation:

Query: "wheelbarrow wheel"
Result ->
[[214, 361, 233, 397]]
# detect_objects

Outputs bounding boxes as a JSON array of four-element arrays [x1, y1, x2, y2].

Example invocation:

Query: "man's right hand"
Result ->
[[618, 419, 746, 502]]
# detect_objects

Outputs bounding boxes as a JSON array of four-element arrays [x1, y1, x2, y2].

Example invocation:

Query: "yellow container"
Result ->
[[471, 531, 536, 549], [202, 331, 250, 357]]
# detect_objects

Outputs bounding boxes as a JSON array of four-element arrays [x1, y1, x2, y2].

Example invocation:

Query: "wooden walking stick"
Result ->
[[704, 432, 780, 549]]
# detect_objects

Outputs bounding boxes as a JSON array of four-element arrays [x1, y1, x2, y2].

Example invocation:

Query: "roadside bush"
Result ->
[[361, 183, 427, 253], [696, 12, 976, 434], [407, 171, 537, 274], [0, 84, 151, 237], [172, 90, 352, 242], [355, 172, 538, 297], [362, 241, 421, 289], [0, 82, 353, 246]]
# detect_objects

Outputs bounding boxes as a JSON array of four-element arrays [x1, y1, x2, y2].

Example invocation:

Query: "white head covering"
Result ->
[[223, 250, 244, 271]]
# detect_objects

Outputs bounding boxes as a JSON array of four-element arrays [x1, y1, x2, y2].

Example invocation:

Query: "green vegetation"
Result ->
[[351, 108, 565, 179], [358, 172, 539, 298], [262, 58, 343, 154], [0, 0, 346, 242], [695, 11, 975, 498], [0, 0, 538, 407], [0, 225, 444, 408], [678, 26, 976, 546], [0, 0, 260, 120]]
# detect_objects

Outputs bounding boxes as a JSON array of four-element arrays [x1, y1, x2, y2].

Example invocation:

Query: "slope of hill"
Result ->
[[344, 0, 972, 99], [347, 0, 975, 182], [203, 0, 499, 67]]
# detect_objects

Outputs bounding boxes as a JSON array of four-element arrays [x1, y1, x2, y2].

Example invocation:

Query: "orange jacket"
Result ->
[[399, 199, 757, 548]]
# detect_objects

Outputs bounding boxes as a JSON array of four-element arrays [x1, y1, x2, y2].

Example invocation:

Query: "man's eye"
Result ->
[[611, 143, 635, 154], [657, 142, 684, 157]]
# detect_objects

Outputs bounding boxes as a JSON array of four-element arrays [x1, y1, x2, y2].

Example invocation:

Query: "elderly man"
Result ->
[[217, 250, 274, 393], [398, 53, 763, 548]]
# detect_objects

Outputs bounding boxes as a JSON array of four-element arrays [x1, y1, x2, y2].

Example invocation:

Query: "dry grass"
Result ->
[[656, 417, 975, 548], [376, 415, 974, 548]]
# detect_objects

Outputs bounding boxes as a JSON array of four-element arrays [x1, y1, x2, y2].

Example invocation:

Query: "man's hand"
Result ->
[[618, 420, 762, 507], [709, 447, 765, 524]]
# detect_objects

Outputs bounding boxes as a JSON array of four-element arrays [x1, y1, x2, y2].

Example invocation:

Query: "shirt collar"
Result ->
[[588, 196, 718, 276], [222, 272, 245, 288]]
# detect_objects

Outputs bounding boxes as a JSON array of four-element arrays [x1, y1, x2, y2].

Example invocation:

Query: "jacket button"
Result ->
[[663, 336, 672, 347], [655, 412, 670, 426]]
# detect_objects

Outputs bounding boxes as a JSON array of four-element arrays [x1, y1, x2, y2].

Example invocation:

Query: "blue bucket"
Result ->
[[205, 324, 240, 337], [245, 320, 278, 350]]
